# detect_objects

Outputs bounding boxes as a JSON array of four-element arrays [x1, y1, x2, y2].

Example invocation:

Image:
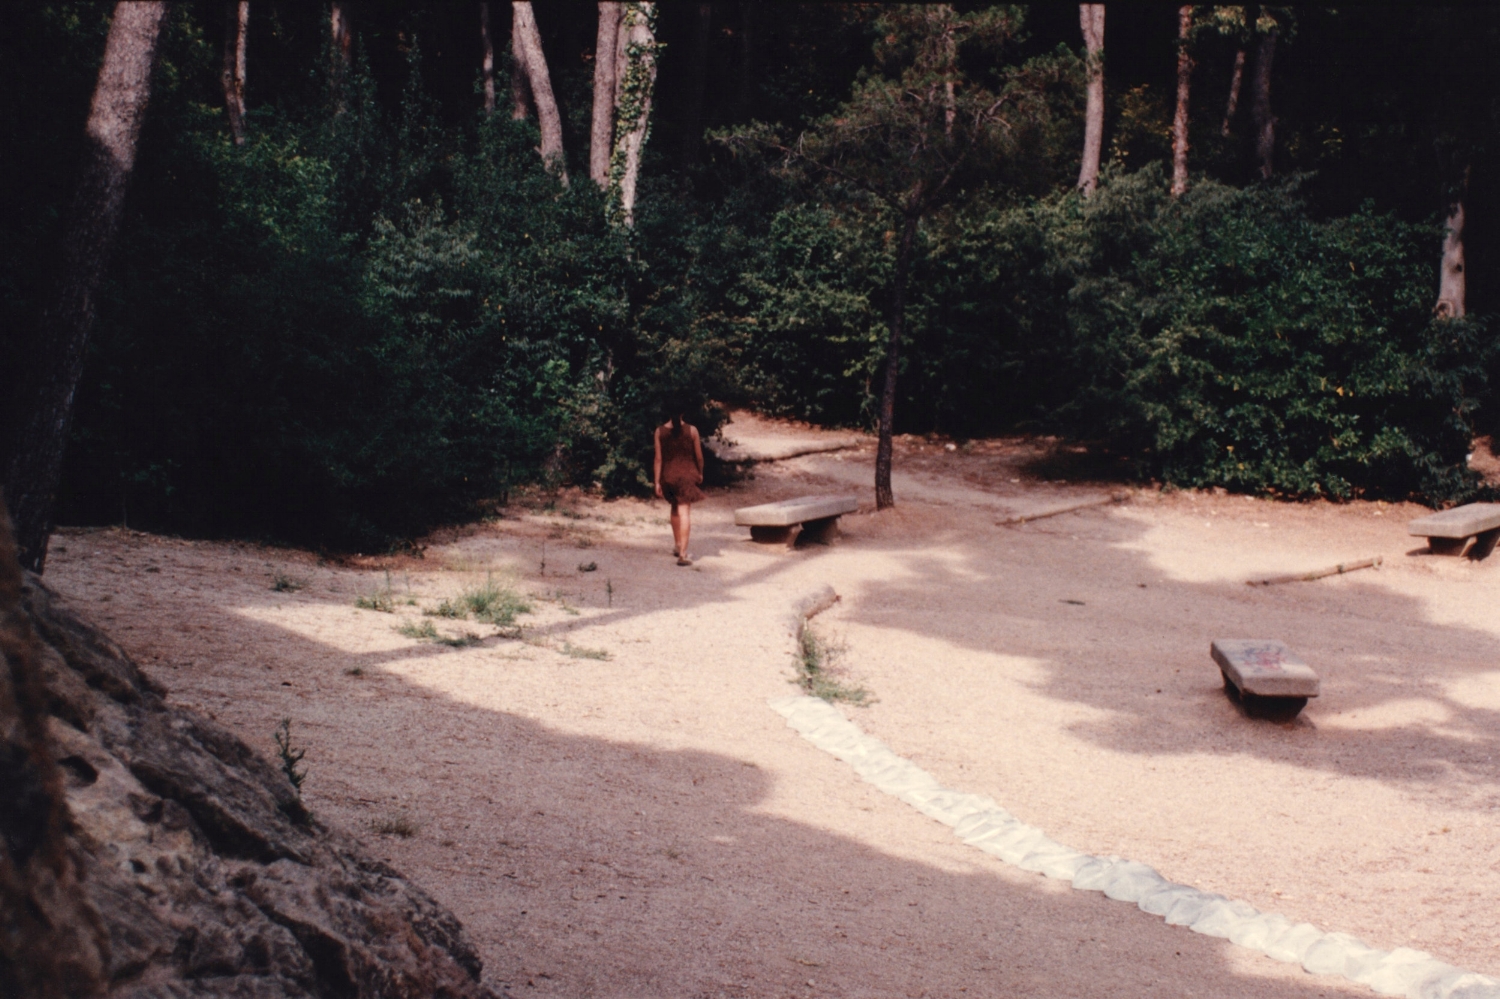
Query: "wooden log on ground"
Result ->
[[1246, 556, 1381, 587], [996, 492, 1127, 526]]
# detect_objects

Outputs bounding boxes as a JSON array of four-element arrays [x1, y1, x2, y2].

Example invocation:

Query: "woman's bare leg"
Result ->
[[669, 501, 684, 557], [678, 503, 692, 561]]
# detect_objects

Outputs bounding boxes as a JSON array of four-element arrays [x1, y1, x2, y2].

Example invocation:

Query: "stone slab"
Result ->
[[734, 494, 859, 527], [1407, 502, 1500, 539], [1211, 639, 1320, 698]]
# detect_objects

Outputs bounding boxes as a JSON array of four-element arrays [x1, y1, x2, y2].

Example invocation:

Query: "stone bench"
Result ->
[[1211, 639, 1319, 721], [1408, 502, 1500, 558], [734, 494, 859, 547]]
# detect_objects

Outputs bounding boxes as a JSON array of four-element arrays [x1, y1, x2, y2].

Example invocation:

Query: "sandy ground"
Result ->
[[44, 413, 1500, 998]]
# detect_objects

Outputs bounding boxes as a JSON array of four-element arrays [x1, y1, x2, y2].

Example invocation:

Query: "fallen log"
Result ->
[[1246, 556, 1381, 587], [996, 492, 1128, 526]]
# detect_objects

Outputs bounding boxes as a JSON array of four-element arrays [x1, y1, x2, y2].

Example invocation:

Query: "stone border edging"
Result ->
[[768, 694, 1500, 999]]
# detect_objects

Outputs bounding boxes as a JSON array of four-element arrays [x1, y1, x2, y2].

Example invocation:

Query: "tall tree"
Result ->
[[329, 0, 351, 106], [510, 3, 530, 119], [728, 7, 1061, 509], [590, 2, 623, 186], [609, 2, 658, 225], [1250, 24, 1277, 178], [480, 2, 496, 115], [1221, 46, 1245, 135], [1435, 166, 1469, 318], [5, 2, 167, 573], [222, 1, 248, 144], [512, 1, 567, 181], [679, 3, 713, 171], [1076, 4, 1104, 196], [1170, 5, 1193, 197]]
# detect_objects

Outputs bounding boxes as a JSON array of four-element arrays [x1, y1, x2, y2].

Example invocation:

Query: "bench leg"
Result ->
[[1223, 670, 1308, 721], [750, 525, 799, 546], [1470, 528, 1500, 561], [797, 516, 841, 546], [1428, 536, 1469, 556]]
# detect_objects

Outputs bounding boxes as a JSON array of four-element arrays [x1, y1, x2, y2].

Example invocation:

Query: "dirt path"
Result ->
[[45, 413, 1500, 998]]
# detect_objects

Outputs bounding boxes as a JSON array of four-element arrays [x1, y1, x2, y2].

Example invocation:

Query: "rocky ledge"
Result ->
[[2, 560, 495, 999]]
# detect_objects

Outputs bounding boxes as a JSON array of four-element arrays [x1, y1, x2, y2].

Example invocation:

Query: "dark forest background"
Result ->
[[3, 2, 1498, 550]]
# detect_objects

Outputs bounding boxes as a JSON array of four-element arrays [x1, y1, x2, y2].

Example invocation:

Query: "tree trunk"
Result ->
[[480, 2, 496, 115], [1221, 47, 1245, 136], [330, 0, 351, 105], [1435, 165, 1470, 319], [875, 213, 920, 511], [679, 3, 712, 171], [590, 2, 623, 186], [1170, 5, 1193, 198], [510, 3, 531, 120], [222, 1, 248, 144], [1077, 4, 1104, 195], [1251, 27, 1277, 179], [737, 0, 754, 119], [610, 2, 658, 225], [5, 2, 167, 574], [512, 1, 567, 181]]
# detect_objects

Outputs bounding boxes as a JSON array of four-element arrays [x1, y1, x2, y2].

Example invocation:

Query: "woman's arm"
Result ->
[[692, 426, 704, 483], [653, 425, 664, 499]]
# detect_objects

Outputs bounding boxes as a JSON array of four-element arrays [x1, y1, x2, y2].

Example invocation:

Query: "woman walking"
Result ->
[[654, 411, 705, 565]]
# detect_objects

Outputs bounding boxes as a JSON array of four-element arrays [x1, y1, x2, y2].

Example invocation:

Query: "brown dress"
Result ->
[[658, 423, 706, 504]]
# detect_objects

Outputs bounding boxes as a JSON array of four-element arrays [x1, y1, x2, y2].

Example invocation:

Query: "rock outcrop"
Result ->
[[0, 523, 495, 998]]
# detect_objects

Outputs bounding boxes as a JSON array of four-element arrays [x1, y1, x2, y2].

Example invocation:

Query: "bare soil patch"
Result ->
[[44, 412, 1500, 997]]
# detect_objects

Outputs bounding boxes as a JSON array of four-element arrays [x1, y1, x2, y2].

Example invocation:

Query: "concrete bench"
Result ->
[[1211, 639, 1319, 721], [734, 494, 859, 546], [1408, 502, 1500, 558]]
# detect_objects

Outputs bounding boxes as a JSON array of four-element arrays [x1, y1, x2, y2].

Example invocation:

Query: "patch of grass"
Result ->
[[436, 631, 483, 648], [397, 620, 439, 640], [795, 627, 870, 705], [274, 718, 308, 794], [463, 575, 531, 626], [561, 641, 610, 661], [424, 598, 466, 618], [373, 813, 419, 838], [354, 571, 397, 612], [271, 572, 304, 592]]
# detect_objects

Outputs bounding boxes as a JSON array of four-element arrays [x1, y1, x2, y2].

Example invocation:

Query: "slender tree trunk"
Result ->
[[941, 22, 956, 136], [737, 0, 754, 119], [512, 1, 567, 182], [222, 1, 248, 144], [1435, 165, 1470, 318], [679, 3, 712, 171], [510, 3, 531, 120], [1170, 5, 1193, 198], [875, 212, 920, 511], [1251, 27, 1277, 179], [1077, 4, 1104, 196], [590, 2, 623, 186], [330, 0, 351, 105], [610, 2, 658, 225], [480, 2, 496, 115], [5, 2, 167, 574], [1221, 47, 1245, 136]]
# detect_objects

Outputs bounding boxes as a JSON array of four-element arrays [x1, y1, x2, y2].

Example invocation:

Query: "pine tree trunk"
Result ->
[[610, 2, 658, 225], [679, 3, 712, 171], [1170, 5, 1193, 198], [1221, 47, 1245, 136], [480, 2, 496, 115], [1077, 4, 1104, 196], [512, 2, 567, 182], [1435, 166, 1470, 318], [875, 213, 920, 511], [330, 0, 351, 106], [590, 2, 623, 186], [1251, 27, 1277, 179], [510, 3, 531, 120], [222, 1, 248, 144], [5, 1, 167, 573]]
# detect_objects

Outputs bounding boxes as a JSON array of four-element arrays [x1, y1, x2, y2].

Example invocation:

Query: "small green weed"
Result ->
[[561, 641, 610, 661], [373, 813, 419, 838], [463, 575, 531, 625], [274, 718, 308, 793], [796, 627, 870, 705], [397, 620, 439, 640], [355, 572, 397, 612], [424, 598, 466, 618], [271, 572, 304, 592], [436, 631, 483, 648]]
